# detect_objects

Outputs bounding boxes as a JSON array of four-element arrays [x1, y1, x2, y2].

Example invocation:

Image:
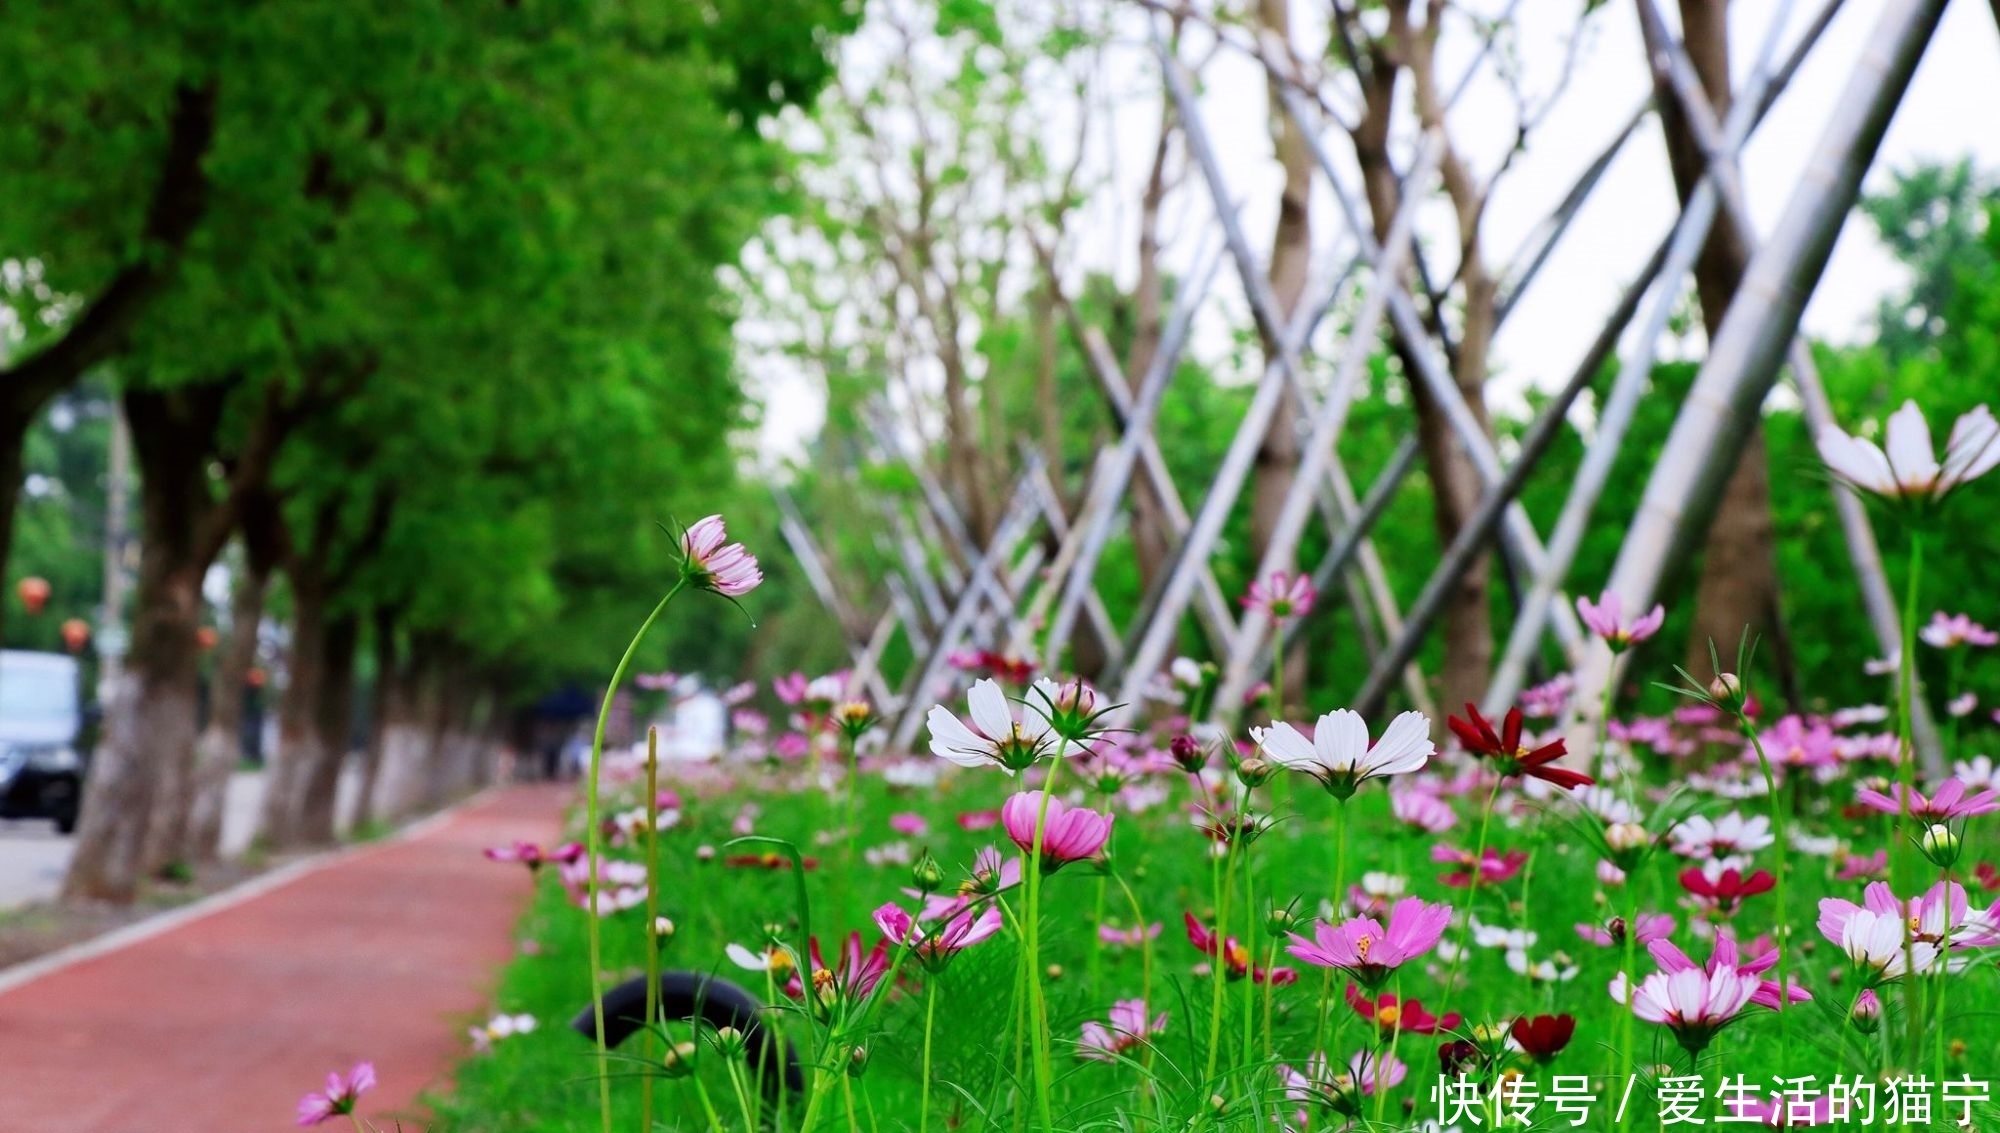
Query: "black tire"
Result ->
[[53, 808, 77, 836]]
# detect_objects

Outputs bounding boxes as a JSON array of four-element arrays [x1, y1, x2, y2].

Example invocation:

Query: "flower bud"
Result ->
[[661, 1040, 699, 1078], [1169, 734, 1207, 775], [1266, 899, 1303, 939], [847, 1046, 870, 1078], [1234, 756, 1276, 790], [834, 701, 878, 740], [1920, 823, 1962, 868], [651, 916, 676, 942], [1045, 964, 1064, 980], [911, 850, 946, 894], [1709, 673, 1745, 707], [711, 1026, 748, 1060], [1851, 990, 1881, 1035]]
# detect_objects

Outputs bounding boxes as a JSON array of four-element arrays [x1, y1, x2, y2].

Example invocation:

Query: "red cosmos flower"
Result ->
[[1509, 1014, 1577, 1063], [1184, 912, 1297, 985], [1345, 985, 1461, 1037], [1447, 703, 1595, 790], [1678, 865, 1775, 916], [1975, 862, 2000, 891], [724, 852, 820, 871], [1433, 844, 1529, 888], [1438, 1039, 1485, 1078]]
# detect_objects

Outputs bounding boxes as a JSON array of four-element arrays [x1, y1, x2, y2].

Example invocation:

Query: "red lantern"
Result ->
[[195, 626, 220, 651], [16, 577, 50, 615], [60, 617, 90, 653]]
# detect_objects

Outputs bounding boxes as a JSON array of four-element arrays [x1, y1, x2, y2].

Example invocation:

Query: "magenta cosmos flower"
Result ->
[[1077, 999, 1167, 1062], [1002, 791, 1112, 872], [1242, 570, 1316, 621], [1816, 399, 2000, 504], [1646, 934, 1810, 1010], [1856, 778, 2000, 821], [785, 932, 892, 1011], [482, 840, 584, 871], [297, 1062, 375, 1126], [1287, 896, 1452, 989], [1575, 589, 1665, 650], [1252, 709, 1434, 800], [1576, 912, 1674, 948], [873, 902, 1003, 972], [680, 514, 762, 597]]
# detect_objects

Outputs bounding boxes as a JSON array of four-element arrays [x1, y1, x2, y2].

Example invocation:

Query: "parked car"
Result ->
[[0, 650, 85, 834]]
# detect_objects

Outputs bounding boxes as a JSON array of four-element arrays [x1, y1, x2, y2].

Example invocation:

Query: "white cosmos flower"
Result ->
[[1471, 915, 1536, 951], [925, 679, 1062, 773], [1817, 400, 2000, 502], [725, 942, 793, 973], [1839, 909, 1937, 980], [1670, 812, 1775, 860], [1252, 709, 1433, 800]]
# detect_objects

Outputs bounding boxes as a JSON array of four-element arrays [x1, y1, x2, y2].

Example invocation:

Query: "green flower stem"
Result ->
[[1203, 836, 1230, 1086], [1896, 528, 1923, 1072], [583, 578, 686, 1133], [1439, 779, 1501, 1007], [1739, 711, 1792, 1064], [1021, 752, 1068, 1132], [643, 727, 663, 1132], [920, 981, 939, 1133]]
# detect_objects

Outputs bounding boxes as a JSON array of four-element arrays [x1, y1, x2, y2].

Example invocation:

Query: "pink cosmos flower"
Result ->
[[1002, 791, 1113, 872], [1391, 789, 1457, 833], [1855, 778, 2000, 821], [483, 840, 584, 871], [873, 902, 1004, 972], [1816, 399, 2000, 503], [774, 672, 809, 704], [1647, 934, 1810, 1010], [1575, 590, 1665, 649], [1242, 571, 1316, 621], [1098, 922, 1162, 950], [1923, 612, 2000, 649], [681, 514, 762, 597], [913, 846, 1021, 920], [1078, 999, 1166, 1061], [1576, 913, 1674, 948], [958, 808, 1001, 831], [1278, 1049, 1408, 1113], [1287, 897, 1452, 989], [1836, 849, 1888, 881], [297, 1063, 375, 1126], [1818, 880, 2000, 979], [1619, 961, 1761, 1053], [1519, 673, 1575, 719], [889, 812, 930, 837]]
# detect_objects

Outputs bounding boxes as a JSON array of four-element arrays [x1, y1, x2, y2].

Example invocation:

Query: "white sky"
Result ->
[[744, 0, 2000, 457]]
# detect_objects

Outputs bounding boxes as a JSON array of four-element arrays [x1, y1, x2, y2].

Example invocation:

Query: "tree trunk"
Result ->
[[185, 553, 268, 862], [290, 611, 359, 846], [351, 608, 398, 830], [67, 385, 229, 898], [260, 579, 326, 849], [369, 645, 432, 822], [1642, 0, 1795, 698]]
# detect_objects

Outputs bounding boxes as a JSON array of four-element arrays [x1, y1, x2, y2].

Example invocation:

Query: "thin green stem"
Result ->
[[643, 729, 662, 1131], [584, 579, 686, 1133], [921, 980, 939, 1133]]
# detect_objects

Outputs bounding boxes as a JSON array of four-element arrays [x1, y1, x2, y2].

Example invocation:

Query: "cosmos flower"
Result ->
[[1243, 571, 1316, 621], [1252, 709, 1434, 800], [1002, 791, 1113, 872], [1279, 1050, 1408, 1115], [1287, 897, 1453, 989], [297, 1063, 376, 1126], [1509, 1014, 1577, 1063], [1679, 865, 1776, 917], [1669, 812, 1775, 861], [1576, 590, 1665, 649], [1448, 703, 1594, 790], [1078, 999, 1167, 1061], [1620, 962, 1761, 1053], [1816, 399, 2000, 504], [680, 514, 762, 597], [926, 679, 1066, 773], [1855, 779, 1999, 822], [873, 902, 1004, 972], [1433, 844, 1528, 888], [1098, 922, 1162, 948], [1391, 789, 1458, 833], [1185, 912, 1297, 984], [1346, 986, 1461, 1037], [785, 932, 892, 1010], [1576, 913, 1674, 948], [1923, 612, 1999, 649], [1648, 934, 1810, 1009]]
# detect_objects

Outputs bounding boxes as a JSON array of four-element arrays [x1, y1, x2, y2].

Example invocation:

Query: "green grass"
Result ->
[[427, 746, 2000, 1132]]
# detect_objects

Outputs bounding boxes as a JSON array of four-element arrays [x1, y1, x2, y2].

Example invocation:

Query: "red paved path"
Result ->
[[0, 784, 562, 1133]]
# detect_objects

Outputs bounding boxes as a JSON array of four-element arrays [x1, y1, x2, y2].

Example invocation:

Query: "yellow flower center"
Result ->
[[1376, 1004, 1401, 1027], [1355, 935, 1373, 962]]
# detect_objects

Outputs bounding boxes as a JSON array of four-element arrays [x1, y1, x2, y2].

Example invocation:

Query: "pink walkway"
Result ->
[[0, 784, 562, 1133]]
